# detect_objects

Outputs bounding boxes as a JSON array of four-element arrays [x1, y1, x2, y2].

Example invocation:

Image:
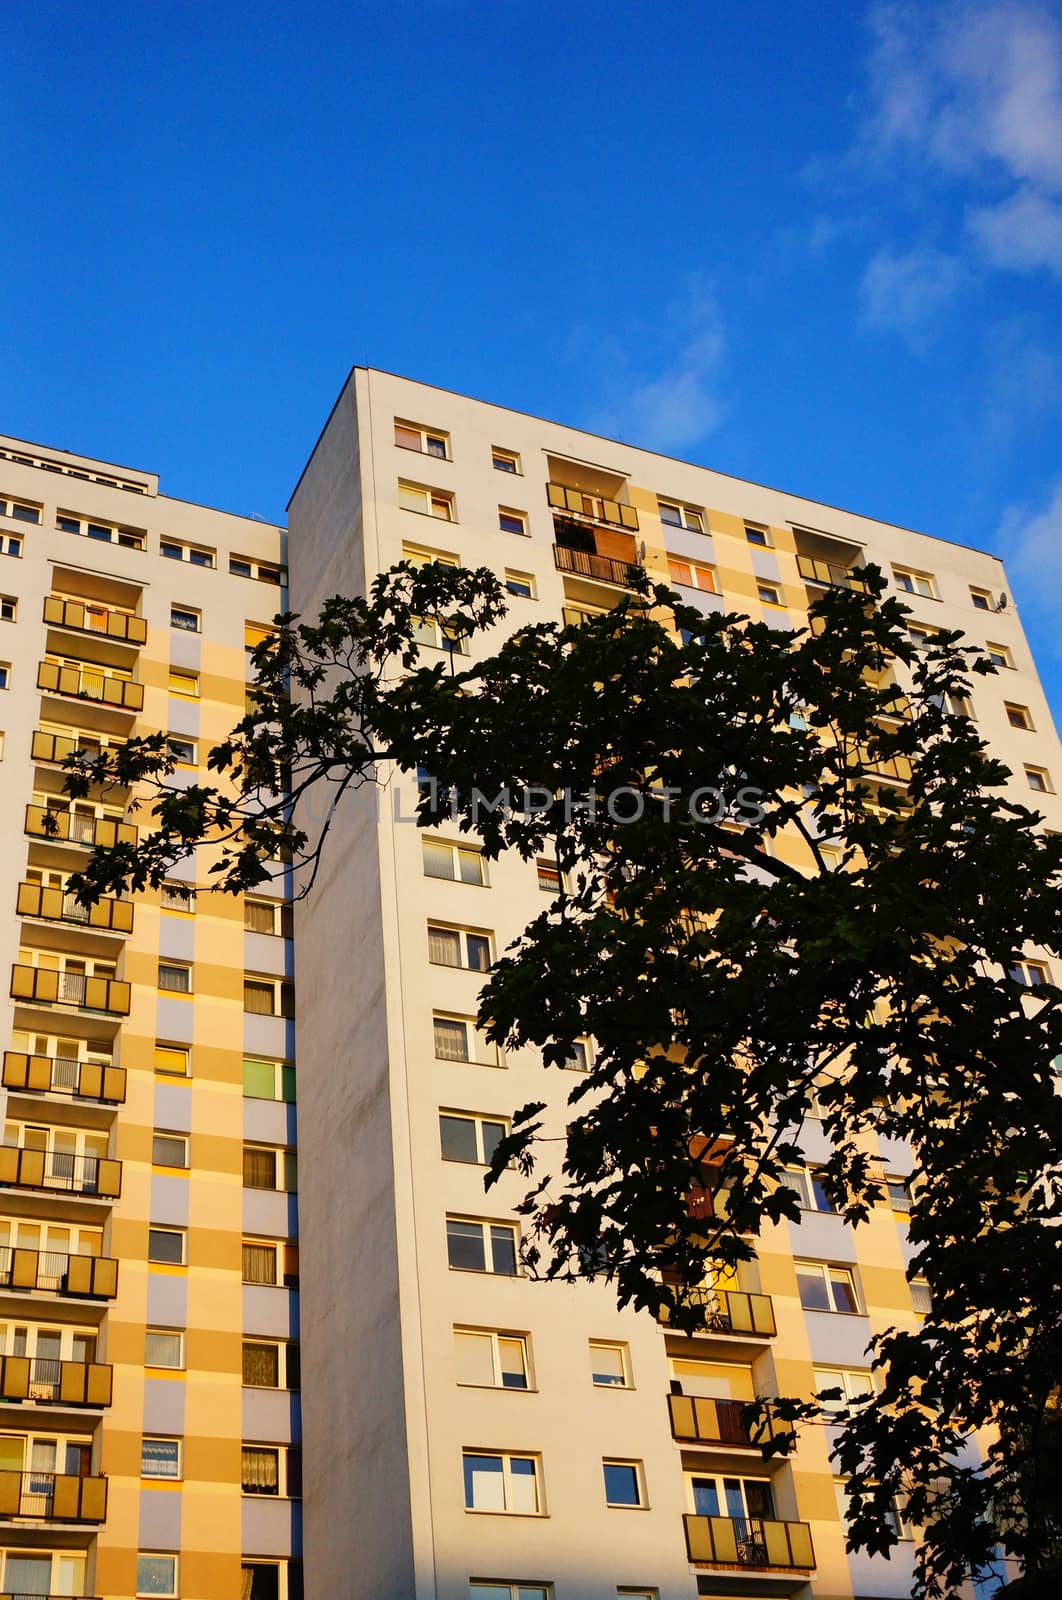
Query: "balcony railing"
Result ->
[[0, 1469, 107, 1523], [553, 545, 640, 588], [797, 554, 870, 594], [0, 1148, 121, 1200], [547, 482, 639, 530], [0, 1354, 112, 1406], [657, 1287, 776, 1338], [0, 1246, 118, 1300], [16, 882, 133, 936], [43, 595, 147, 645], [25, 803, 137, 849], [10, 965, 131, 1017], [36, 661, 144, 712], [2, 1050, 125, 1105], [846, 746, 913, 784], [684, 1514, 815, 1570], [30, 729, 126, 769], [668, 1393, 767, 1447]]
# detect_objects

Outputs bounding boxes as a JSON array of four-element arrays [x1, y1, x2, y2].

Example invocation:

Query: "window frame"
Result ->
[[167, 667, 199, 699], [498, 506, 529, 536], [893, 567, 937, 599], [462, 1450, 542, 1515], [145, 1329, 185, 1370], [230, 554, 286, 585], [439, 1109, 508, 1167], [2, 496, 41, 525], [422, 837, 488, 886], [454, 1326, 532, 1391], [987, 641, 1014, 669], [160, 881, 196, 913], [157, 961, 192, 995], [399, 480, 456, 521], [432, 1012, 502, 1067], [658, 500, 705, 534], [667, 555, 717, 593], [160, 537, 215, 568], [589, 1339, 631, 1388], [795, 1260, 861, 1314], [1005, 702, 1034, 730], [394, 419, 451, 460], [151, 1132, 189, 1169], [243, 974, 295, 1017], [136, 1553, 178, 1598], [141, 1436, 183, 1480], [446, 1215, 520, 1276], [170, 603, 201, 633], [154, 1043, 190, 1078], [491, 447, 522, 474], [0, 594, 16, 622], [744, 523, 771, 547], [427, 923, 494, 972], [756, 581, 783, 607], [602, 1458, 646, 1509], [504, 570, 536, 599], [1025, 764, 1052, 794]]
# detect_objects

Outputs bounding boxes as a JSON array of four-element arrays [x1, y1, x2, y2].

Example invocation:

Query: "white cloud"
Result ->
[[996, 479, 1062, 630], [968, 185, 1062, 276], [587, 290, 725, 453], [860, 246, 966, 336]]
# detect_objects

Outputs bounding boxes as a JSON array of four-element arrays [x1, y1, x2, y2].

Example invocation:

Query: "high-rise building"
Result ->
[[1, 373, 1055, 1600], [0, 437, 297, 1600], [288, 370, 1058, 1600]]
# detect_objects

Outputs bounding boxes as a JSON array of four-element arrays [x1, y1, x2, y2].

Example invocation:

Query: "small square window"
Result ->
[[498, 508, 528, 536], [0, 662, 9, 690], [1006, 703, 1033, 730], [158, 961, 192, 994], [399, 481, 455, 520], [492, 448, 521, 473], [167, 735, 197, 766], [168, 668, 199, 698], [970, 587, 993, 611], [504, 570, 536, 599], [894, 568, 937, 599], [137, 1554, 177, 1596], [145, 1330, 184, 1369], [757, 583, 782, 607], [603, 1459, 644, 1507], [170, 604, 200, 632], [141, 1437, 181, 1479], [395, 420, 450, 459], [536, 859, 561, 893], [148, 1228, 186, 1265], [987, 642, 1014, 669], [1025, 766, 1052, 794], [589, 1340, 630, 1387], [0, 595, 15, 621], [658, 500, 704, 534], [155, 1044, 190, 1078], [1, 534, 22, 557], [161, 881, 196, 912], [744, 525, 770, 547], [152, 1133, 188, 1169]]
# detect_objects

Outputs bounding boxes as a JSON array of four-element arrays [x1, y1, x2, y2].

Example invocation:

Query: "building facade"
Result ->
[[0, 439, 298, 1600], [288, 370, 1060, 1600], [0, 374, 1056, 1599]]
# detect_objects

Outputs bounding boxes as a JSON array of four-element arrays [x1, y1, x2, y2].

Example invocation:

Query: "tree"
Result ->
[[62, 560, 1062, 1598]]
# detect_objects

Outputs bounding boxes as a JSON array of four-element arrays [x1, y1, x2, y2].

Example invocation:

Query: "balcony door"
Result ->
[[687, 1473, 775, 1521], [3, 1555, 52, 1595]]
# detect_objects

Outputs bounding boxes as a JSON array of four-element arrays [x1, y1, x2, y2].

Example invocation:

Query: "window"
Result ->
[[158, 961, 191, 995], [454, 1328, 530, 1390], [0, 595, 15, 621], [1025, 765, 1052, 794], [433, 1013, 501, 1066], [812, 1367, 875, 1414], [0, 662, 9, 689], [244, 976, 294, 1017], [910, 1278, 932, 1314], [907, 621, 941, 648], [428, 924, 493, 971], [230, 555, 286, 585], [160, 538, 215, 567], [744, 524, 770, 547], [57, 511, 144, 547], [463, 1451, 540, 1513], [562, 1038, 593, 1072], [395, 420, 450, 459], [589, 1341, 630, 1388], [659, 501, 704, 533], [1006, 703, 1034, 730], [603, 1460, 644, 1508], [170, 604, 200, 632], [440, 1111, 507, 1166], [155, 1044, 189, 1078], [242, 1239, 298, 1287], [243, 1056, 296, 1102], [1, 533, 22, 557], [145, 1330, 184, 1369], [167, 734, 197, 765], [780, 1166, 836, 1213], [244, 1146, 297, 1192], [1, 496, 40, 524], [536, 859, 560, 893], [446, 1216, 518, 1275], [504, 570, 536, 599], [160, 881, 195, 912], [402, 542, 458, 569], [148, 1229, 185, 1270], [667, 557, 717, 593], [492, 448, 521, 474], [399, 481, 455, 520], [970, 586, 992, 610], [987, 641, 1014, 669], [834, 1478, 913, 1539], [470, 1587, 549, 1600], [885, 1175, 912, 1211], [893, 568, 936, 598], [245, 898, 293, 937], [796, 1261, 860, 1313], [423, 838, 487, 885], [498, 507, 528, 536], [136, 1555, 177, 1596], [1009, 958, 1049, 987], [167, 668, 199, 698], [142, 1437, 181, 1479], [412, 615, 469, 654], [152, 1132, 188, 1169], [243, 1340, 300, 1390], [757, 582, 783, 607], [242, 1445, 292, 1496]]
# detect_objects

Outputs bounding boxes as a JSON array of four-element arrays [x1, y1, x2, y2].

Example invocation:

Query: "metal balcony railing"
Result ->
[[43, 594, 147, 645], [15, 882, 134, 935], [553, 545, 640, 587], [0, 1147, 121, 1200], [797, 554, 870, 593], [10, 964, 131, 1017], [547, 482, 639, 530], [2, 1050, 126, 1104], [683, 1514, 815, 1569], [668, 1393, 763, 1447], [0, 1245, 118, 1299], [0, 1469, 107, 1522], [24, 803, 137, 849], [36, 660, 144, 712], [0, 1353, 112, 1406], [657, 1287, 777, 1338]]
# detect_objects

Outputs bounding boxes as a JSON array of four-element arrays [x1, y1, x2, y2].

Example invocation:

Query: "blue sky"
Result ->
[[4, 0, 1062, 706]]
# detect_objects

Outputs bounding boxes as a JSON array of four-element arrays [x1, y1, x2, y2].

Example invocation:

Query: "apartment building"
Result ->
[[288, 369, 1061, 1600], [0, 439, 299, 1600]]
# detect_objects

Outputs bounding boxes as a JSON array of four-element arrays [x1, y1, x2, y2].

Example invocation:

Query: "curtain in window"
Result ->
[[428, 927, 460, 966], [433, 1018, 469, 1061], [244, 982, 275, 1015], [242, 1244, 277, 1285], [242, 1448, 279, 1493], [243, 1343, 279, 1387], [245, 902, 276, 934], [158, 965, 190, 993], [244, 1149, 277, 1189]]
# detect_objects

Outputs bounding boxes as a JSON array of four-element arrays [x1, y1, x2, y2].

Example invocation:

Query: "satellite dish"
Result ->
[[995, 593, 1009, 612]]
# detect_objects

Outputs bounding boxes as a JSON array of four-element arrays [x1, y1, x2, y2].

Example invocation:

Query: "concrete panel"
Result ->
[[679, 587, 725, 618], [156, 997, 195, 1044], [805, 1311, 874, 1367], [244, 931, 293, 977], [751, 547, 782, 581], [242, 1495, 301, 1559], [139, 1486, 183, 1547], [154, 1081, 194, 1134], [243, 1285, 300, 1339], [664, 526, 717, 564], [244, 1014, 295, 1059], [243, 1387, 301, 1446], [244, 1100, 297, 1147], [158, 917, 196, 962], [244, 1189, 298, 1239], [168, 632, 202, 671], [143, 1377, 187, 1435], [764, 606, 793, 630], [166, 699, 200, 738], [789, 1211, 858, 1263], [879, 1135, 913, 1174], [151, 1174, 191, 1227], [147, 1273, 189, 1329]]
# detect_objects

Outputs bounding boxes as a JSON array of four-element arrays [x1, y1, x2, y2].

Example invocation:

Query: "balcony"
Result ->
[[0, 1470, 107, 1523], [547, 481, 639, 531], [668, 1393, 770, 1449], [10, 966, 131, 1018], [25, 804, 136, 850], [43, 595, 147, 646], [0, 1246, 117, 1300], [0, 1354, 112, 1407], [657, 1287, 776, 1340], [796, 554, 870, 594], [37, 660, 143, 713], [0, 1149, 121, 1201], [553, 545, 640, 588], [30, 730, 127, 771], [16, 883, 133, 937], [2, 1052, 125, 1106], [683, 1514, 814, 1572]]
